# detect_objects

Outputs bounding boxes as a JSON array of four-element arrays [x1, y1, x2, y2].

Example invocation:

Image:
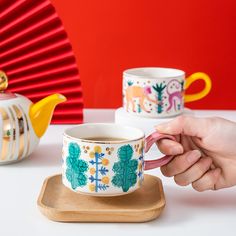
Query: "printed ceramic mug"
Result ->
[[62, 123, 175, 196], [123, 67, 212, 118]]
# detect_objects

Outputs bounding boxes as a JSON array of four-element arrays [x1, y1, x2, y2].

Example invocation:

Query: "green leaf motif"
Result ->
[[66, 142, 88, 189], [69, 142, 81, 158], [77, 159, 88, 172], [124, 173, 137, 192], [112, 145, 138, 192], [127, 159, 138, 172], [112, 162, 125, 173], [117, 144, 133, 161], [111, 175, 124, 188]]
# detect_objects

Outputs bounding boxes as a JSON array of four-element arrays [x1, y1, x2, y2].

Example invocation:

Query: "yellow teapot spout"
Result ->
[[29, 94, 66, 138]]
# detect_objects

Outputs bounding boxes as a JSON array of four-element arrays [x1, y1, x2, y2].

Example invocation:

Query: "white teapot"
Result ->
[[0, 71, 66, 164]]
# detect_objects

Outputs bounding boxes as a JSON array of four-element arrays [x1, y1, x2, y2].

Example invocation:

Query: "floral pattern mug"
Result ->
[[123, 67, 212, 118], [62, 123, 175, 196]]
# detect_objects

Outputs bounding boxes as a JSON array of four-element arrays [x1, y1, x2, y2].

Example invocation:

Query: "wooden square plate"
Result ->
[[37, 174, 165, 222]]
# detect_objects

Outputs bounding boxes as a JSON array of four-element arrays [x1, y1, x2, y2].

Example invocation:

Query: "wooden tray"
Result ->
[[37, 174, 165, 223]]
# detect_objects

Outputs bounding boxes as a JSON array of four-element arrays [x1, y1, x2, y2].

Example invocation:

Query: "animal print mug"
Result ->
[[123, 67, 212, 118], [62, 123, 175, 196]]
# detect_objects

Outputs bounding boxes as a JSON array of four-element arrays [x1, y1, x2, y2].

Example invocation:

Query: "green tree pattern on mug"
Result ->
[[152, 83, 166, 114], [66, 142, 88, 189], [112, 144, 138, 192]]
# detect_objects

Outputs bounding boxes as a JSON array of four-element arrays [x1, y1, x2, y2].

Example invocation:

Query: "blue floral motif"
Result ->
[[88, 146, 110, 192]]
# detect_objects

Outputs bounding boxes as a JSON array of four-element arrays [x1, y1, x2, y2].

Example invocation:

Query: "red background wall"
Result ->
[[51, 0, 236, 109]]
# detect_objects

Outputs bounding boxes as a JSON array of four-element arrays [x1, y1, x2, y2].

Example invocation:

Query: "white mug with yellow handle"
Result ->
[[123, 67, 212, 118]]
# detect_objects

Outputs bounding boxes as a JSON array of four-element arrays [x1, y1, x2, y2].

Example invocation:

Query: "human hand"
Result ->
[[156, 115, 236, 191]]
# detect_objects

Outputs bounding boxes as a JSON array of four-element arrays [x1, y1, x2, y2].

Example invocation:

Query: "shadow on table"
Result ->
[[10, 143, 62, 168], [146, 185, 236, 226]]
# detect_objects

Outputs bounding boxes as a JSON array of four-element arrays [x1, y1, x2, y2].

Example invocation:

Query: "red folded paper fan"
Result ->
[[0, 0, 83, 124]]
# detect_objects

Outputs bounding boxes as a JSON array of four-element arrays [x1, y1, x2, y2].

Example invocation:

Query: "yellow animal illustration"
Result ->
[[125, 86, 160, 113]]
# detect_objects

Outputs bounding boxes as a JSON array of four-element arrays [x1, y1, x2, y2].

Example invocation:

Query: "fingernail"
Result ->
[[170, 145, 183, 155], [187, 150, 201, 163]]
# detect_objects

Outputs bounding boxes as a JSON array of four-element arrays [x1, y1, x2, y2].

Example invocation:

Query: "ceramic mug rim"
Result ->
[[63, 123, 145, 144], [123, 67, 185, 80]]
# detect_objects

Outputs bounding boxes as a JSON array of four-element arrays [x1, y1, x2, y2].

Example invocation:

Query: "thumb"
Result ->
[[155, 115, 210, 138]]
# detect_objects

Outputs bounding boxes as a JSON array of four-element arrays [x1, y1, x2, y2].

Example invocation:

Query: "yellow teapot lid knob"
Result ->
[[0, 70, 8, 92]]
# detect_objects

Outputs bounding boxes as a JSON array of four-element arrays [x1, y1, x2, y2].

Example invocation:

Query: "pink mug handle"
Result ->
[[144, 131, 176, 170]]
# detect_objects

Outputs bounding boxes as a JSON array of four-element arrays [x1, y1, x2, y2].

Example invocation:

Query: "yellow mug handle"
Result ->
[[184, 72, 212, 103]]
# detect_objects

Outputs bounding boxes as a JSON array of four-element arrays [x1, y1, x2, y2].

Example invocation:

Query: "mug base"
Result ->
[[63, 182, 140, 197], [38, 174, 166, 222]]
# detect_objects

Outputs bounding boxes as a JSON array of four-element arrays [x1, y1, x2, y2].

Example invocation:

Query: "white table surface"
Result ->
[[1, 109, 236, 236]]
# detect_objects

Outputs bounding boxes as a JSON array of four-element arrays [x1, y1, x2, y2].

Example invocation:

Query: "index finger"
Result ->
[[157, 139, 184, 155]]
